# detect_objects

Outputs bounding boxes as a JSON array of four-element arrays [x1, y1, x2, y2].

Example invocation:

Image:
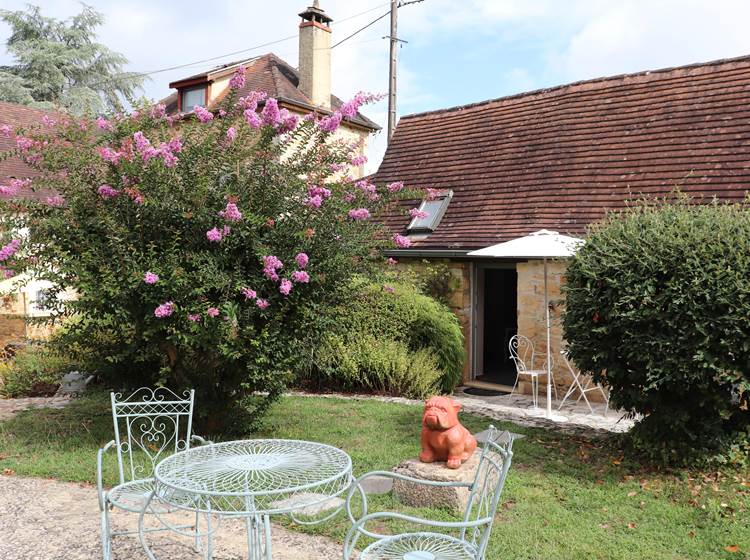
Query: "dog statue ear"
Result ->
[[452, 400, 462, 413]]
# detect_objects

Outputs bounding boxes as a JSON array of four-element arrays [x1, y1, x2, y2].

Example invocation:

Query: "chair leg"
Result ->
[[100, 505, 112, 560]]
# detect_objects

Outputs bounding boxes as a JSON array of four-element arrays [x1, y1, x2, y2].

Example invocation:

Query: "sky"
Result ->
[[2, 0, 750, 173]]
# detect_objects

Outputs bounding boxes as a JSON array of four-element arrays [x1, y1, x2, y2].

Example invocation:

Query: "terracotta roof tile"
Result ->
[[373, 55, 750, 249]]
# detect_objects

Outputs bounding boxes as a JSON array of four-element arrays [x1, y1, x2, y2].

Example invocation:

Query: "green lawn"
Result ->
[[1, 392, 748, 559]]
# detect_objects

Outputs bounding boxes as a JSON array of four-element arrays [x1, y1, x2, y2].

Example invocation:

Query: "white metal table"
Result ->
[[139, 439, 352, 559]]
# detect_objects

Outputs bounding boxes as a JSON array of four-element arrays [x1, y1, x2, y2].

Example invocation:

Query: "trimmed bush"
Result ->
[[309, 279, 465, 395], [563, 199, 750, 465], [315, 335, 442, 399]]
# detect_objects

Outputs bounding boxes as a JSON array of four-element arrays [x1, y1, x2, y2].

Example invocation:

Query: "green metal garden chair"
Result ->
[[96, 387, 210, 559], [343, 425, 513, 560]]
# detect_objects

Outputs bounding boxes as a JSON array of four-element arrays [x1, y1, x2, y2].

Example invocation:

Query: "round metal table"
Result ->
[[138, 439, 352, 559]]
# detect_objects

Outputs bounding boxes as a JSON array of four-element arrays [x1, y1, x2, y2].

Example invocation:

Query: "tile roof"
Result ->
[[0, 101, 58, 201], [164, 53, 379, 130], [373, 55, 750, 250]]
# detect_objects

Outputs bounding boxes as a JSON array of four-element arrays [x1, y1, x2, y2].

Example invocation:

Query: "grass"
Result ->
[[1, 391, 748, 559]]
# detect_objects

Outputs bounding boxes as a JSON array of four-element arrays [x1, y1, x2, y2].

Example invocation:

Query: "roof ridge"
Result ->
[[400, 53, 750, 121]]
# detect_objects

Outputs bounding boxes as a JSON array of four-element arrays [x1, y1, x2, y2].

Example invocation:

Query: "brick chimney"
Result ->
[[298, 1, 332, 110]]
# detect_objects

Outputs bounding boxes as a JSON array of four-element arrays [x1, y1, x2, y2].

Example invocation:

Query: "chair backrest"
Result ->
[[509, 334, 535, 373], [461, 426, 514, 556], [110, 387, 195, 484]]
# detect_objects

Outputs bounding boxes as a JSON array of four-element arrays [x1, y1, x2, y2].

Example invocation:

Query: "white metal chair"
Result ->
[[508, 334, 557, 407], [343, 425, 513, 560], [97, 387, 210, 559], [558, 351, 610, 415]]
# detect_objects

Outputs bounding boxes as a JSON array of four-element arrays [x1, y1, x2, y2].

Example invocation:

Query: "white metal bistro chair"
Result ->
[[96, 387, 210, 560], [508, 334, 557, 407], [558, 351, 610, 415], [343, 425, 513, 560]]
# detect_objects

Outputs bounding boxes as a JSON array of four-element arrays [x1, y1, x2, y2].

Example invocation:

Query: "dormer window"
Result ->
[[180, 85, 207, 112], [407, 190, 453, 233]]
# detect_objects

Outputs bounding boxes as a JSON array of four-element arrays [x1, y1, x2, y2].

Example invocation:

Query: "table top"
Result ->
[[153, 439, 352, 515]]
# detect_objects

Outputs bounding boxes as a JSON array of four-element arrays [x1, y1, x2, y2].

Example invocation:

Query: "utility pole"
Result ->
[[387, 0, 398, 142]]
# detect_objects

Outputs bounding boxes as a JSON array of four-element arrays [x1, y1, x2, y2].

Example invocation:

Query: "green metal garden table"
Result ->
[[138, 439, 352, 559]]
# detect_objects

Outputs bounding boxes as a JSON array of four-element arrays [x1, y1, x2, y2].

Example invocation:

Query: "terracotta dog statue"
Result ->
[[420, 396, 477, 469]]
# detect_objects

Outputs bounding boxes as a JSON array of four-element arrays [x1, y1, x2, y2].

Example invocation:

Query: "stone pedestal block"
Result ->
[[392, 450, 481, 513]]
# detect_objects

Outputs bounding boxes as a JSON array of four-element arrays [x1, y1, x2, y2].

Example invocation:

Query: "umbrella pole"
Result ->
[[545, 257, 552, 417]]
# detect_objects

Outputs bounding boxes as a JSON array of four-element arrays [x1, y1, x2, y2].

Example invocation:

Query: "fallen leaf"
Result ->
[[599, 523, 611, 530], [612, 459, 622, 465], [627, 491, 638, 497], [2, 468, 14, 476], [724, 545, 740, 553], [688, 531, 696, 538], [627, 522, 637, 529]]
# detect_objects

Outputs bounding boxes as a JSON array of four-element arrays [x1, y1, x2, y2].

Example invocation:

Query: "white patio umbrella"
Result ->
[[468, 230, 584, 421]]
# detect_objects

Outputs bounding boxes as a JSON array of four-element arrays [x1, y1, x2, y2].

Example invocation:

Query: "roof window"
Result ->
[[407, 190, 453, 233], [180, 85, 206, 113]]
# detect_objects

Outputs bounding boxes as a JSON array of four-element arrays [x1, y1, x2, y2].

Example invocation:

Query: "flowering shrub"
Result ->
[[0, 79, 417, 431]]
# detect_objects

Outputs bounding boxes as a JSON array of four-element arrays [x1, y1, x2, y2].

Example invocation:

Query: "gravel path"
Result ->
[[0, 475, 346, 559]]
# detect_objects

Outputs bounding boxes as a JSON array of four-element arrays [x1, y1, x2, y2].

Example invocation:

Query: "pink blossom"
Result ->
[[133, 194, 144, 205], [410, 208, 429, 220], [386, 257, 398, 266], [15, 136, 34, 151], [308, 185, 332, 199], [237, 91, 267, 110], [256, 298, 269, 309], [260, 98, 280, 126], [291, 270, 310, 283], [348, 208, 370, 220], [244, 109, 262, 128], [262, 255, 283, 281], [350, 154, 367, 166], [95, 117, 114, 131], [97, 184, 119, 199], [426, 188, 442, 201], [307, 195, 323, 208], [219, 109, 226, 117], [356, 180, 377, 194], [329, 163, 347, 173], [150, 104, 166, 120], [339, 92, 383, 118], [0, 178, 28, 197], [206, 228, 223, 242], [241, 287, 257, 300], [154, 301, 176, 318], [0, 124, 12, 137], [219, 202, 242, 222], [384, 285, 395, 294], [0, 239, 21, 262], [99, 146, 122, 165], [168, 137, 183, 153], [226, 127, 237, 142], [343, 192, 355, 202], [131, 110, 141, 119], [206, 307, 220, 317], [222, 225, 231, 237], [194, 105, 214, 122], [45, 195, 65, 207], [279, 279, 293, 296], [386, 181, 404, 193], [229, 66, 247, 90], [143, 272, 159, 284], [394, 234, 411, 248], [295, 253, 309, 269], [133, 131, 151, 153], [318, 112, 342, 133], [161, 151, 178, 168], [275, 109, 299, 133], [188, 313, 201, 322], [41, 115, 56, 128]]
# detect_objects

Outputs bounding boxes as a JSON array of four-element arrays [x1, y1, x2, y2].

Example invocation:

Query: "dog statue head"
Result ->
[[422, 396, 462, 431]]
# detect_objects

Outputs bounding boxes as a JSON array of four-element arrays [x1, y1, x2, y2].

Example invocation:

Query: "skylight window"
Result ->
[[407, 190, 453, 233], [181, 86, 206, 112]]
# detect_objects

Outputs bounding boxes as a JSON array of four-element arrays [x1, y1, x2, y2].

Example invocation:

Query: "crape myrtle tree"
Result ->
[[0, 65, 420, 431]]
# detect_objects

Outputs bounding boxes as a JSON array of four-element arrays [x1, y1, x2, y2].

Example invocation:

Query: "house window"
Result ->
[[407, 190, 453, 233], [181, 86, 206, 112]]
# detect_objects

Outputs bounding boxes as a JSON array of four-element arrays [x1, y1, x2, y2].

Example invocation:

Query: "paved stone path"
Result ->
[[0, 395, 71, 421], [0, 475, 346, 560]]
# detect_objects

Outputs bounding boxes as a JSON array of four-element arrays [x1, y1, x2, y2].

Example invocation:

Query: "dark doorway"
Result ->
[[477, 268, 517, 386]]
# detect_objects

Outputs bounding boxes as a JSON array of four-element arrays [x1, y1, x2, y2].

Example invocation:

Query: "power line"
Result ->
[[331, 10, 391, 49]]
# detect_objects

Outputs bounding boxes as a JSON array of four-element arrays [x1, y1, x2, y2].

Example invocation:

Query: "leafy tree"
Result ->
[[0, 4, 144, 115], [0, 73, 411, 432]]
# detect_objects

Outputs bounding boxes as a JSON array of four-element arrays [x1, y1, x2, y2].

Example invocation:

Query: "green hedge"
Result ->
[[563, 199, 750, 465], [310, 278, 465, 396], [0, 344, 75, 398]]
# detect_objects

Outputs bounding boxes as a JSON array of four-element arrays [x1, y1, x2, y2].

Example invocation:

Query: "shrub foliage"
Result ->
[[563, 199, 750, 464]]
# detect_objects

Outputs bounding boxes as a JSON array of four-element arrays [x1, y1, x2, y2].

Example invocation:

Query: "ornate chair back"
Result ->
[[509, 334, 536, 374], [110, 387, 195, 485], [461, 426, 514, 557]]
